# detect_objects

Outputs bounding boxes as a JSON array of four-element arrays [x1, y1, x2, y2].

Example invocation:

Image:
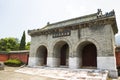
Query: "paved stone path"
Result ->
[[16, 66, 109, 80], [0, 67, 62, 80]]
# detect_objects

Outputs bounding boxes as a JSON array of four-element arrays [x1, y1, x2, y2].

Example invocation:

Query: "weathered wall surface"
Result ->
[[0, 51, 29, 64], [29, 24, 116, 66], [9, 53, 29, 64], [29, 24, 115, 56], [0, 54, 9, 62]]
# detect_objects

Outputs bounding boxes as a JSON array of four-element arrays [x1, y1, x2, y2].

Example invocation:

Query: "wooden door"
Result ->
[[82, 44, 97, 67], [60, 44, 68, 65]]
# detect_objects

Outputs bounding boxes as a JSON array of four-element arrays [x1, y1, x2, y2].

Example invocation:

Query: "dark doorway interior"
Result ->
[[43, 47, 47, 65], [60, 43, 68, 65], [82, 44, 97, 67]]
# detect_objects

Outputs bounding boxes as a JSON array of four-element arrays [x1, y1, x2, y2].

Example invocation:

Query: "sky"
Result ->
[[0, 0, 120, 43]]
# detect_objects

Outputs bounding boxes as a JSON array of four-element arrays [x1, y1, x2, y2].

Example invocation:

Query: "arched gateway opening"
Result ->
[[36, 45, 47, 66], [82, 44, 97, 67], [54, 41, 69, 66], [78, 42, 97, 68]]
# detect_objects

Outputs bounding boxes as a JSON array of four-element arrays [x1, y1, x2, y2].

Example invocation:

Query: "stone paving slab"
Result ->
[[15, 67, 109, 80], [0, 67, 62, 80]]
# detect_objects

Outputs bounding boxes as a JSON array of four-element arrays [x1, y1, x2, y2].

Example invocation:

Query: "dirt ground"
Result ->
[[0, 67, 63, 80]]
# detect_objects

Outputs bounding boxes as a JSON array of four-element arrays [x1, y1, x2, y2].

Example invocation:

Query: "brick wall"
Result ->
[[115, 46, 120, 67], [0, 54, 9, 62], [9, 53, 29, 64], [116, 52, 120, 67], [0, 50, 29, 64]]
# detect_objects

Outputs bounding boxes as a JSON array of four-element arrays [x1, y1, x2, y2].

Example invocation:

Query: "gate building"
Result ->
[[28, 10, 118, 77]]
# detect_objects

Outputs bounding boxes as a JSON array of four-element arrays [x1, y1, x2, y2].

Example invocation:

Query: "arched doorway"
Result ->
[[60, 43, 69, 65], [82, 43, 97, 67], [54, 41, 69, 66], [36, 45, 47, 66]]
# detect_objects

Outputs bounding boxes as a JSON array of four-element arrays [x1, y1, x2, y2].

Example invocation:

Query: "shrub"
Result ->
[[4, 59, 23, 67]]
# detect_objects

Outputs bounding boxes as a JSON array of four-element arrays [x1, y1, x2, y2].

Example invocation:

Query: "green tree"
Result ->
[[0, 37, 19, 51], [19, 31, 26, 50], [25, 42, 30, 50]]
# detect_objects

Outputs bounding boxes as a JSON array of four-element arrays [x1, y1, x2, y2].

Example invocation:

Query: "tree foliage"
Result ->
[[0, 31, 31, 51], [19, 31, 26, 50], [0, 37, 19, 51], [25, 42, 30, 50]]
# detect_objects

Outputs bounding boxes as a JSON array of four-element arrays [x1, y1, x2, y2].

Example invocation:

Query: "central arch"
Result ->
[[53, 41, 69, 67], [60, 43, 69, 65]]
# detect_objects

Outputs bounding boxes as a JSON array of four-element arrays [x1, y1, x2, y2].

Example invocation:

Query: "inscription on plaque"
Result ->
[[53, 30, 71, 38]]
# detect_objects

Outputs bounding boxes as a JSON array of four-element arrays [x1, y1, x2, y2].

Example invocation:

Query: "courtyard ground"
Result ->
[[0, 66, 119, 80], [0, 66, 63, 80]]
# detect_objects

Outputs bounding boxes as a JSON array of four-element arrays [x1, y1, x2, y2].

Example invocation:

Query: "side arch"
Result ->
[[75, 38, 100, 56], [75, 38, 100, 68], [82, 43, 97, 67], [36, 45, 48, 66]]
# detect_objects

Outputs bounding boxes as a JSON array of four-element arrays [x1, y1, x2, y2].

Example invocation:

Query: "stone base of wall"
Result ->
[[97, 56, 118, 78], [28, 57, 38, 66], [47, 57, 60, 67], [29, 56, 118, 78], [69, 57, 80, 68], [97, 57, 117, 70], [109, 69, 118, 78]]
